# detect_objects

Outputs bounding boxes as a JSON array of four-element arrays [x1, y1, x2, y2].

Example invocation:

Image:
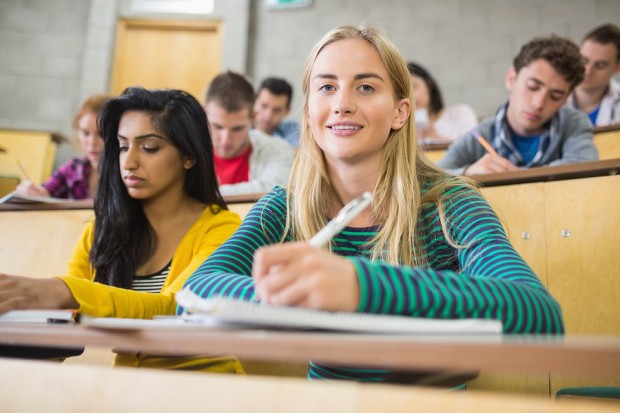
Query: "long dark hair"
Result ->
[[406, 62, 445, 117], [91, 87, 226, 287]]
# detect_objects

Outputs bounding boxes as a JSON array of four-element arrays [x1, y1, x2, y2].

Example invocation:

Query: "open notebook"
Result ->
[[168, 289, 503, 335]]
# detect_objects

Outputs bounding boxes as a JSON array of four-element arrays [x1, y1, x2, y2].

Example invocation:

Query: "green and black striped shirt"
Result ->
[[181, 185, 564, 382]]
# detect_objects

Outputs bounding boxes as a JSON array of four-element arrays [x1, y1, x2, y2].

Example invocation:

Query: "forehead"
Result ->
[[256, 89, 288, 106], [581, 39, 618, 61], [517, 59, 571, 92], [311, 38, 389, 78], [205, 102, 251, 125]]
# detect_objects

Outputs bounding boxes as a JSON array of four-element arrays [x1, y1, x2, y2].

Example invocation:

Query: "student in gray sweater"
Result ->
[[438, 35, 598, 176]]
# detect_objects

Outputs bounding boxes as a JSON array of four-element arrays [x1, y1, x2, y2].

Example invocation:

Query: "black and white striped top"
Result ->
[[131, 260, 171, 293]]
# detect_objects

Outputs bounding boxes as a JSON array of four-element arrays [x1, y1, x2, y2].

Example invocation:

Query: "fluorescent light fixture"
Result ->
[[128, 0, 215, 14]]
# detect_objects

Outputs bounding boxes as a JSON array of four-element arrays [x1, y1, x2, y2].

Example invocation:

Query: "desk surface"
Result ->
[[0, 192, 264, 211], [1, 323, 618, 378], [472, 158, 620, 187]]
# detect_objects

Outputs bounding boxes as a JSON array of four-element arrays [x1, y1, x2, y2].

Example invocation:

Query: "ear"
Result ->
[[183, 156, 196, 170], [391, 98, 411, 130], [505, 67, 517, 91]]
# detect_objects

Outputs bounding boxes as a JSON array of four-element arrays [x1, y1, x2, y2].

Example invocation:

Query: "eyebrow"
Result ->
[[117, 133, 166, 140], [312, 73, 385, 82]]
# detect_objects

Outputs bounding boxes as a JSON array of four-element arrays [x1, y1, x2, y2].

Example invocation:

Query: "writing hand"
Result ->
[[464, 153, 519, 175], [252, 242, 359, 311], [15, 181, 51, 197]]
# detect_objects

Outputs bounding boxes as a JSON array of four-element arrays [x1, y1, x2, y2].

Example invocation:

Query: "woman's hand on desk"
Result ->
[[465, 154, 519, 176], [15, 181, 50, 197], [253, 242, 360, 312], [0, 274, 78, 314]]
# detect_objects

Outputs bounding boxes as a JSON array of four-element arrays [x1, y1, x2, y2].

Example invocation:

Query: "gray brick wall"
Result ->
[[1, 0, 619, 167], [250, 0, 620, 121]]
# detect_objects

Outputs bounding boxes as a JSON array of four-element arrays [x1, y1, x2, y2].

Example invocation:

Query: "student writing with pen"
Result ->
[[437, 35, 598, 176], [180, 24, 564, 387]]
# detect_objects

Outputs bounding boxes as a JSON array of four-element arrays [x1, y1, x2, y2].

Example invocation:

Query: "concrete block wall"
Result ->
[[249, 0, 620, 121], [1, 0, 619, 166]]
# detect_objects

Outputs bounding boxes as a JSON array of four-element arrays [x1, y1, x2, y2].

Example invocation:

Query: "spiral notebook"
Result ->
[[171, 289, 503, 335]]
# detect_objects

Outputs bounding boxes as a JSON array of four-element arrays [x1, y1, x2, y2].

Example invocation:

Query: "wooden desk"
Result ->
[[2, 358, 616, 413], [471, 158, 620, 187], [0, 323, 619, 379]]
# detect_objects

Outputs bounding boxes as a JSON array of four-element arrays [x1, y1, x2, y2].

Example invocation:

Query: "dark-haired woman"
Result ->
[[407, 61, 478, 144], [0, 87, 242, 372]]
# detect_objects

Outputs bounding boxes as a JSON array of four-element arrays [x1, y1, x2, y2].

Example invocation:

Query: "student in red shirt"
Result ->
[[204, 71, 296, 196]]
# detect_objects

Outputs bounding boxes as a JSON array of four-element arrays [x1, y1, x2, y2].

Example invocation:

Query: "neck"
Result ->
[[574, 85, 608, 113], [325, 158, 379, 227], [141, 190, 202, 230]]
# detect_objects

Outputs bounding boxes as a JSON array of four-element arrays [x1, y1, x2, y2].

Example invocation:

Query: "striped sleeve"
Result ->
[[177, 187, 288, 314], [354, 186, 564, 334]]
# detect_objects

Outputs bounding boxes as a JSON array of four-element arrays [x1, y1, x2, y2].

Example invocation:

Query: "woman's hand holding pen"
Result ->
[[15, 181, 50, 197], [253, 243, 360, 312]]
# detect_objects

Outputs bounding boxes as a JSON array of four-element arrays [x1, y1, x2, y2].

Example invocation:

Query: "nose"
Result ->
[[531, 91, 547, 110], [121, 145, 138, 171], [584, 61, 594, 77], [332, 89, 356, 115]]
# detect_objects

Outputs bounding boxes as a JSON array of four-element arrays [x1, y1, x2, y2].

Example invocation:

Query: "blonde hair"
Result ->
[[284, 24, 473, 267], [72, 94, 111, 130]]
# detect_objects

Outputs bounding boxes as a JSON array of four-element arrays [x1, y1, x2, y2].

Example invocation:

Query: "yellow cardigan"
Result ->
[[59, 205, 241, 319]]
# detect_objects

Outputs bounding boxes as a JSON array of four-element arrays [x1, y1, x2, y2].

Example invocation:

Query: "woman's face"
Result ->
[[77, 111, 104, 168], [410, 74, 430, 110], [117, 111, 193, 203], [306, 38, 409, 169]]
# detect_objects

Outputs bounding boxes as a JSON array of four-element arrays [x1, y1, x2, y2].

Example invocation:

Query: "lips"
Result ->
[[524, 112, 541, 122], [327, 122, 363, 136], [124, 175, 144, 187]]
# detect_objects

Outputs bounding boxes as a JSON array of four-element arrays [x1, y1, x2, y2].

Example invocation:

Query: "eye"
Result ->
[[319, 84, 335, 92], [143, 145, 159, 153], [359, 84, 375, 93]]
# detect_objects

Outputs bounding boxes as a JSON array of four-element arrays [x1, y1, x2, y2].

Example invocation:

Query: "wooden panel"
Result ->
[[593, 130, 620, 160], [0, 209, 93, 277], [0, 130, 57, 184], [545, 174, 620, 396], [111, 19, 222, 101], [0, 174, 19, 197], [422, 148, 446, 163], [480, 182, 547, 284], [3, 358, 618, 413], [544, 175, 620, 336]]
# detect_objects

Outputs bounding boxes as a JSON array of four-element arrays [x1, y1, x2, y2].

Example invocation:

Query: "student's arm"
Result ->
[[351, 186, 564, 334], [548, 110, 598, 166], [41, 160, 74, 198], [59, 209, 241, 319], [178, 189, 287, 312], [436, 130, 489, 175]]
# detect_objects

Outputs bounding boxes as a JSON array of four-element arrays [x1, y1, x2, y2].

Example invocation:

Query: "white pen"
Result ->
[[308, 192, 373, 248]]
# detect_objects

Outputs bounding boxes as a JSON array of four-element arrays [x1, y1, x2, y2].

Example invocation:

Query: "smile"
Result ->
[[329, 125, 362, 130]]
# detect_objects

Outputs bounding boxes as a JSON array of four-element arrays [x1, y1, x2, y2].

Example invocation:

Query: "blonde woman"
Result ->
[[181, 25, 564, 385]]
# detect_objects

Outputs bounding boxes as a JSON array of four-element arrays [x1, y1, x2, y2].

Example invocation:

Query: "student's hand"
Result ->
[[253, 242, 360, 312], [464, 154, 519, 176], [0, 274, 77, 314], [15, 181, 50, 197]]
